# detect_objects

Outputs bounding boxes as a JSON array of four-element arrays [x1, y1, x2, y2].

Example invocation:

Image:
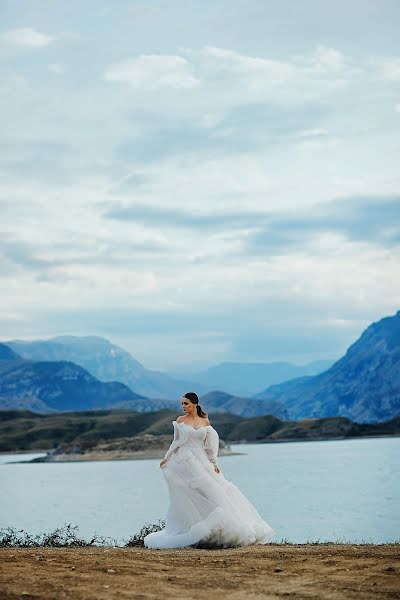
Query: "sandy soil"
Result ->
[[1, 544, 399, 600]]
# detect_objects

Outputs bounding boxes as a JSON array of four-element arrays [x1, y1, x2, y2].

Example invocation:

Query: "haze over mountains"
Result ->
[[5, 336, 332, 398], [179, 359, 334, 396], [1, 309, 399, 423], [197, 391, 289, 420], [0, 339, 330, 415]]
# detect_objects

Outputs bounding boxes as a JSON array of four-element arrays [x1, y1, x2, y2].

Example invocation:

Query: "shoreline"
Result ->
[[1, 432, 400, 462], [233, 432, 400, 444], [1, 448, 243, 463]]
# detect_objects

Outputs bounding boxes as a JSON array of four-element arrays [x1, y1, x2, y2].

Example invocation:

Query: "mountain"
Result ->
[[6, 336, 206, 399], [1, 408, 399, 453], [255, 310, 400, 423], [199, 390, 289, 419], [0, 343, 21, 361], [0, 350, 146, 413], [189, 359, 335, 396]]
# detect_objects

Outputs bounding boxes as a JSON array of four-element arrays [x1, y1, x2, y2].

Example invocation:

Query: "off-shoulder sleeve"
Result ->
[[164, 421, 187, 460], [203, 426, 219, 466]]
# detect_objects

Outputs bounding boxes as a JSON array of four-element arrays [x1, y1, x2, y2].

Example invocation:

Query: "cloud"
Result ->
[[294, 128, 329, 138], [245, 195, 400, 255], [196, 45, 297, 87], [1, 3, 400, 370], [1, 27, 54, 47], [104, 54, 199, 90], [106, 194, 400, 251], [48, 63, 64, 74], [373, 56, 400, 81], [103, 44, 359, 105], [103, 202, 271, 231], [300, 45, 350, 73], [191, 44, 355, 88]]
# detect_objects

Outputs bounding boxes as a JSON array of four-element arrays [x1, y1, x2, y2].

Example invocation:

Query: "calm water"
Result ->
[[0, 437, 399, 544]]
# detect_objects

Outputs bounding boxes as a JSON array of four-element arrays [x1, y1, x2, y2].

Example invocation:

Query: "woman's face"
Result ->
[[181, 397, 195, 415]]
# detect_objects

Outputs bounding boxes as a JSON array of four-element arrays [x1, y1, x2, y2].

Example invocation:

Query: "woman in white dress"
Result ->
[[144, 392, 275, 549]]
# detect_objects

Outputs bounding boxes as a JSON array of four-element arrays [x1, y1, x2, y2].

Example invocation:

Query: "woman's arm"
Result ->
[[204, 427, 220, 473], [160, 421, 186, 467]]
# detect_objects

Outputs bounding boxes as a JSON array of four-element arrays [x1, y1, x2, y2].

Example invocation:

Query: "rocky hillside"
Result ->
[[255, 310, 400, 423]]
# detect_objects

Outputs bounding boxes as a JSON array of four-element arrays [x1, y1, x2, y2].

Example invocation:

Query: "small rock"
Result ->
[[103, 585, 110, 589], [274, 567, 283, 572], [106, 568, 115, 573]]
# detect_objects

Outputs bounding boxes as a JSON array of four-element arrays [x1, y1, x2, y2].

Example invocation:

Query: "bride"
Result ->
[[144, 392, 275, 549]]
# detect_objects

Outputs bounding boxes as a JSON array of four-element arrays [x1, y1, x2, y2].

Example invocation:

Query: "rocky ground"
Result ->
[[1, 544, 399, 599]]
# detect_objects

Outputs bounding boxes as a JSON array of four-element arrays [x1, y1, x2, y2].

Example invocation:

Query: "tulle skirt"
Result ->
[[144, 445, 275, 549]]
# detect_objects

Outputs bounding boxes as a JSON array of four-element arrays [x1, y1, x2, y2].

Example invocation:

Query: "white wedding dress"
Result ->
[[144, 420, 275, 549]]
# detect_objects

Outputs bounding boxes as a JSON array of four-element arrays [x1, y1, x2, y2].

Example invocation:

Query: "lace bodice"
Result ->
[[164, 420, 219, 465]]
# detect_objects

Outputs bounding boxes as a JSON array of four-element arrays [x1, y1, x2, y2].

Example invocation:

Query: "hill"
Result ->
[[255, 310, 400, 423], [0, 408, 398, 454]]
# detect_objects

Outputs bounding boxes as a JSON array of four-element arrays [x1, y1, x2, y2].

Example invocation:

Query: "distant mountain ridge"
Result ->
[[198, 390, 289, 419], [6, 336, 207, 399], [0, 342, 145, 413], [255, 310, 400, 423], [2, 309, 399, 422], [189, 359, 334, 396], [0, 344, 20, 361], [6, 337, 335, 400]]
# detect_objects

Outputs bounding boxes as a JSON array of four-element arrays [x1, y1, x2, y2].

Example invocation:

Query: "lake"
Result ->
[[0, 437, 399, 544]]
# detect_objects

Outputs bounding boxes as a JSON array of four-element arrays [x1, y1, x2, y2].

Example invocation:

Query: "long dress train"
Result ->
[[143, 420, 275, 549]]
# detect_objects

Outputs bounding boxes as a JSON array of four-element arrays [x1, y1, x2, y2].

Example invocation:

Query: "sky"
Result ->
[[0, 0, 399, 372]]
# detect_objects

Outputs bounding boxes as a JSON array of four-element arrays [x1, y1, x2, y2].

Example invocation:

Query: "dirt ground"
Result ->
[[1, 544, 399, 600]]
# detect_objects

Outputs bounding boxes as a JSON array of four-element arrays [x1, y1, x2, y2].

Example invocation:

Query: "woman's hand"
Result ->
[[214, 464, 221, 474], [159, 458, 168, 468]]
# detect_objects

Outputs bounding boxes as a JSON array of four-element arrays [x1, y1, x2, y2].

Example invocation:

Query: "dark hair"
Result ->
[[183, 392, 208, 418]]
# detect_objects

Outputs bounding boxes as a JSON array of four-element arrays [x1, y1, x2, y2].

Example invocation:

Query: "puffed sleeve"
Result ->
[[164, 421, 187, 460], [203, 427, 219, 466]]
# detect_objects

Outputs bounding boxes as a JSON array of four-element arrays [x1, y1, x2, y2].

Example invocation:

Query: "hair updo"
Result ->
[[182, 392, 208, 418]]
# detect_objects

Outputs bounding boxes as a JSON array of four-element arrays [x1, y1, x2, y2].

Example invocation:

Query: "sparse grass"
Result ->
[[0, 523, 398, 548], [0, 523, 114, 548], [124, 519, 166, 547]]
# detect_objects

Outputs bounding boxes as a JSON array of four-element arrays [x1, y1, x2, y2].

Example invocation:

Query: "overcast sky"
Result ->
[[0, 0, 399, 372]]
